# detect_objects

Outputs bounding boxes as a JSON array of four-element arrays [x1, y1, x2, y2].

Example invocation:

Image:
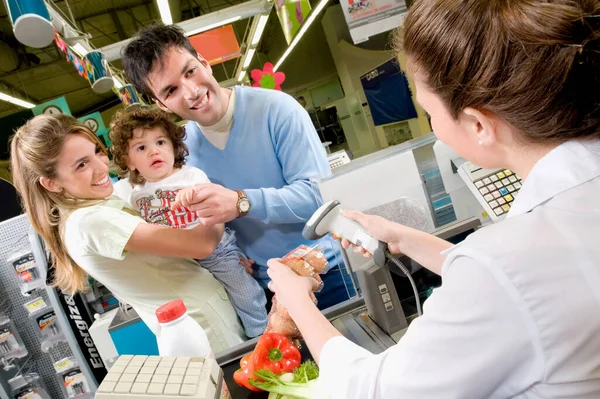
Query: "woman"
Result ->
[[10, 114, 246, 353], [267, 0, 600, 397]]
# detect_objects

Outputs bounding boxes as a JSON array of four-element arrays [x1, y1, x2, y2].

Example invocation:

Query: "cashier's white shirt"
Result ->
[[320, 139, 600, 398]]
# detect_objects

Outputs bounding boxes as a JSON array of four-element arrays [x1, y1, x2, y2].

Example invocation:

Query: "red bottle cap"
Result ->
[[156, 299, 187, 323]]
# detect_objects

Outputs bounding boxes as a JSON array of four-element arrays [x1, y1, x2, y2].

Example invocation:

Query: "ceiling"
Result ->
[[0, 0, 279, 118]]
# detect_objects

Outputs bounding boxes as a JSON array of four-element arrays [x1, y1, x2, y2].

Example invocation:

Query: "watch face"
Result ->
[[239, 199, 250, 213]]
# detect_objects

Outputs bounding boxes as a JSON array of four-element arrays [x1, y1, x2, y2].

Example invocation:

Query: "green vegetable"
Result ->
[[293, 360, 319, 383], [250, 361, 328, 399]]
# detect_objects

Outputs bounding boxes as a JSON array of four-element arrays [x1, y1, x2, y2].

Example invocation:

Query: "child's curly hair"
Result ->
[[109, 107, 189, 185]]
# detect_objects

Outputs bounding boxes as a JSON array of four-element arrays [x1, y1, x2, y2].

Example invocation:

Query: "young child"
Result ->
[[109, 107, 267, 338]]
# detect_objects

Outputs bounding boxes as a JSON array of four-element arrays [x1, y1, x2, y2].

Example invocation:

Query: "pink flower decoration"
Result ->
[[251, 62, 286, 91]]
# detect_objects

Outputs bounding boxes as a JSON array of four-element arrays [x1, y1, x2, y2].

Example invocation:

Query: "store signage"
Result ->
[[189, 25, 242, 66], [78, 112, 111, 147], [32, 96, 72, 116], [251, 62, 286, 91], [341, 0, 408, 44], [57, 291, 107, 384], [275, 0, 312, 44], [360, 58, 417, 126]]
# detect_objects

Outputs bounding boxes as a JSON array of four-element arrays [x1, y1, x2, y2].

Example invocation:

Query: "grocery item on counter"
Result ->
[[155, 299, 212, 357], [233, 333, 301, 392]]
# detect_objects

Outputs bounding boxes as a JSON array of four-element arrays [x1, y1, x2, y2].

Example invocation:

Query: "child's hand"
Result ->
[[239, 257, 255, 274], [172, 187, 196, 210]]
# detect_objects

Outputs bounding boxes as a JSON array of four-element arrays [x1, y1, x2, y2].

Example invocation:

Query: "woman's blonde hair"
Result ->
[[10, 114, 107, 294], [400, 0, 600, 144]]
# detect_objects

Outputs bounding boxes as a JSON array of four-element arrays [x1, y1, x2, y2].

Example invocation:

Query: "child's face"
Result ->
[[127, 126, 176, 183]]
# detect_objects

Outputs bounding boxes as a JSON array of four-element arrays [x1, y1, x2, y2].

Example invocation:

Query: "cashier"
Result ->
[[267, 0, 600, 398]]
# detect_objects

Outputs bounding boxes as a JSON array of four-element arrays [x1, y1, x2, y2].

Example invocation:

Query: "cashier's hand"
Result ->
[[267, 259, 319, 311], [338, 210, 404, 255], [171, 183, 239, 225]]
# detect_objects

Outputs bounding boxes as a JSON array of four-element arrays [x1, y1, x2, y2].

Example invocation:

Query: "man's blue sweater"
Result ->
[[185, 86, 344, 288]]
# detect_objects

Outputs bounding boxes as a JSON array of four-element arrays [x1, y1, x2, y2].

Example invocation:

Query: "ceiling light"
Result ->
[[157, 0, 173, 24], [72, 43, 88, 57], [243, 48, 256, 69], [274, 0, 329, 71], [113, 78, 124, 89], [238, 70, 247, 82], [186, 16, 242, 36], [251, 14, 269, 46], [0, 92, 35, 108]]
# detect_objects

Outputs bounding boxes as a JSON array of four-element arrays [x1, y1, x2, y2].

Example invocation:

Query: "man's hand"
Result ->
[[171, 183, 239, 225]]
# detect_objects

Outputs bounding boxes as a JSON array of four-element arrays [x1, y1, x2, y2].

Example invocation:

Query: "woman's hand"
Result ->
[[267, 259, 319, 311], [340, 210, 406, 255]]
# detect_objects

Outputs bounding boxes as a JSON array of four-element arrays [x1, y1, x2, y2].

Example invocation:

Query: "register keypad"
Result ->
[[474, 169, 522, 217], [95, 355, 227, 399]]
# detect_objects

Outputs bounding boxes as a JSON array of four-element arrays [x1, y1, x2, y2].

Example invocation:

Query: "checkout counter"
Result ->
[[90, 132, 487, 398], [216, 216, 481, 399], [213, 133, 485, 397]]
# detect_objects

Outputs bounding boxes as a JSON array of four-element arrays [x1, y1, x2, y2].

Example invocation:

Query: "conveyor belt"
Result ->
[[217, 297, 401, 399]]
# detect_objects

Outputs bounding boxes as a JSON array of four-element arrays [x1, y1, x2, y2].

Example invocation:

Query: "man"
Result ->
[[121, 23, 354, 310], [297, 95, 308, 109]]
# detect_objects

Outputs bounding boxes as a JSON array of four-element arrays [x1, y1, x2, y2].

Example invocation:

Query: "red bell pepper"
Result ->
[[233, 354, 262, 392], [233, 333, 302, 392], [251, 333, 302, 375]]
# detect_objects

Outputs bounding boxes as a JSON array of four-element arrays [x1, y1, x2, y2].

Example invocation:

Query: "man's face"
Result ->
[[147, 47, 228, 126]]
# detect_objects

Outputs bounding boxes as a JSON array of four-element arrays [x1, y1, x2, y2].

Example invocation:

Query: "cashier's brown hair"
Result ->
[[10, 115, 107, 294], [399, 0, 600, 143]]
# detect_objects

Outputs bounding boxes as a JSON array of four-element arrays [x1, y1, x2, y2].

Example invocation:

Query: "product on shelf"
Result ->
[[7, 246, 45, 294], [56, 357, 91, 398], [8, 373, 51, 399], [24, 297, 65, 345], [0, 316, 28, 360]]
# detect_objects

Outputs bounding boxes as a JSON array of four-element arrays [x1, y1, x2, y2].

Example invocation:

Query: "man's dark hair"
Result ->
[[297, 96, 305, 101], [122, 23, 197, 98]]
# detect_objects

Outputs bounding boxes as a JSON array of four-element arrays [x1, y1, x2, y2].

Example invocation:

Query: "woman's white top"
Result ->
[[320, 140, 600, 398], [63, 196, 246, 353]]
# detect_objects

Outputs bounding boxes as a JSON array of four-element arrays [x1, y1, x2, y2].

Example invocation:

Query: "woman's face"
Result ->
[[49, 134, 113, 199]]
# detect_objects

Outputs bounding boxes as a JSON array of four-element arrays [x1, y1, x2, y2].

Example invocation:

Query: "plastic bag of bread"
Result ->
[[280, 245, 328, 292], [264, 245, 327, 339]]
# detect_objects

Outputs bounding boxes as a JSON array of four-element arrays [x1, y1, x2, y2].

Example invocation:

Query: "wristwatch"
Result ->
[[236, 190, 251, 217]]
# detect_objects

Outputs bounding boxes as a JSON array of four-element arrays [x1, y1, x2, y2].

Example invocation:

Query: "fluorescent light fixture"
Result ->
[[157, 0, 173, 24], [274, 0, 330, 71], [238, 70, 247, 82], [243, 48, 256, 69], [113, 78, 124, 89], [251, 14, 269, 46], [72, 43, 88, 57], [0, 92, 35, 108], [186, 16, 242, 36]]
